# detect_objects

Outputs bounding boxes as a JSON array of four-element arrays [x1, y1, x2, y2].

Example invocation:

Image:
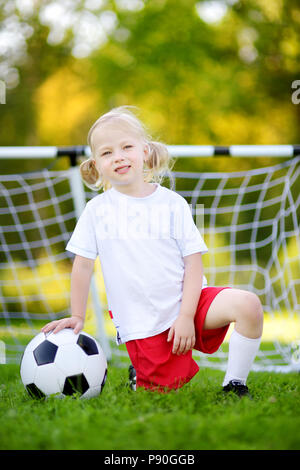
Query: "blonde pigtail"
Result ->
[[144, 141, 175, 185], [79, 158, 102, 191]]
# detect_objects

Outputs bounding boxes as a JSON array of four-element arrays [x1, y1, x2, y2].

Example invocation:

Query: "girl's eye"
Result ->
[[102, 151, 111, 156], [124, 145, 133, 149]]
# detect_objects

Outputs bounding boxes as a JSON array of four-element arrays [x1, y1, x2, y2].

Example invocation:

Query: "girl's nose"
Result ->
[[114, 151, 126, 162]]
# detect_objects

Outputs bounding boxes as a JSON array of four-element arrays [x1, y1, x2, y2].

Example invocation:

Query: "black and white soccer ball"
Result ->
[[20, 328, 107, 399]]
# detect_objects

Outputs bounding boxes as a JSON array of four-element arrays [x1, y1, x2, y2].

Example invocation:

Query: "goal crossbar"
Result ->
[[0, 145, 300, 161]]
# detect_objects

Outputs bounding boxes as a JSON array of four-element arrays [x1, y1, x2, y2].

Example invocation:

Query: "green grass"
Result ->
[[0, 363, 299, 450]]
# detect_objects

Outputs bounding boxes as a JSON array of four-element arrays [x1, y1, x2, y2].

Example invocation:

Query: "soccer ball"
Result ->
[[20, 328, 107, 399]]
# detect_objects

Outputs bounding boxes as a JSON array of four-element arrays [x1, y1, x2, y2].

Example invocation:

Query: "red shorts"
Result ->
[[125, 287, 230, 392]]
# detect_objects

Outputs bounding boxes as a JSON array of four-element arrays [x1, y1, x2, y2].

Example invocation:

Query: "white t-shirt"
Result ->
[[66, 184, 208, 344]]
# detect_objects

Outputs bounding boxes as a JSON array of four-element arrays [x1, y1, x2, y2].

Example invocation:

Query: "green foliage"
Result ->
[[1, 0, 299, 149], [0, 363, 299, 450]]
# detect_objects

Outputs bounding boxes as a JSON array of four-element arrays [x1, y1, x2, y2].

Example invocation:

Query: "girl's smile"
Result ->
[[115, 164, 131, 174]]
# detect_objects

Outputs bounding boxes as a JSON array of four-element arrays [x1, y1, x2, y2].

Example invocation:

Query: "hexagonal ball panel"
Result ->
[[33, 340, 58, 366], [83, 354, 107, 389], [54, 343, 87, 377], [63, 373, 89, 396], [34, 362, 66, 397], [77, 334, 98, 356], [45, 328, 78, 347], [20, 350, 37, 385]]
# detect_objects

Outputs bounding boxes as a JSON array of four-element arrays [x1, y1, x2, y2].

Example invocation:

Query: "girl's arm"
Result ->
[[167, 253, 203, 355], [42, 255, 95, 334]]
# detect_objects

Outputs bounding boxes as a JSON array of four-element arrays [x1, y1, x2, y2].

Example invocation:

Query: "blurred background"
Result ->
[[0, 0, 299, 173]]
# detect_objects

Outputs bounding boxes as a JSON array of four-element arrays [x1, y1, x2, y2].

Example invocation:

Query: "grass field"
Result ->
[[0, 361, 299, 451]]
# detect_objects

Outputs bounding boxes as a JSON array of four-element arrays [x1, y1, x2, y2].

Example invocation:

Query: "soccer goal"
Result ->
[[0, 145, 299, 372]]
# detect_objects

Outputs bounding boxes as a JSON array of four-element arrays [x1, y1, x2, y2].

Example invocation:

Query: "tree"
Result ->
[[1, 0, 299, 152]]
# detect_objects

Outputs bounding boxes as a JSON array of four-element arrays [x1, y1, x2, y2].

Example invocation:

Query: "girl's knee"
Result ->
[[237, 290, 264, 331]]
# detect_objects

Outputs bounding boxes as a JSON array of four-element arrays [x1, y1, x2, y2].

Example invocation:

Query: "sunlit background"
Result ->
[[1, 0, 299, 151]]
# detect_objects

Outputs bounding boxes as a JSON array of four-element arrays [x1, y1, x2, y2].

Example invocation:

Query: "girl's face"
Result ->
[[91, 124, 149, 193]]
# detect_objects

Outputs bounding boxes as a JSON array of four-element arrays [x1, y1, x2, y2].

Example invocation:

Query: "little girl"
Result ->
[[42, 106, 263, 396]]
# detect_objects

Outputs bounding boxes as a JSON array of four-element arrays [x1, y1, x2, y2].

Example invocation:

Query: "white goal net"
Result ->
[[0, 152, 299, 372]]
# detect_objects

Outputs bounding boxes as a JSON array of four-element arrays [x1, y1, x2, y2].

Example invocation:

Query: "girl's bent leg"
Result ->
[[203, 288, 263, 339], [203, 288, 264, 388]]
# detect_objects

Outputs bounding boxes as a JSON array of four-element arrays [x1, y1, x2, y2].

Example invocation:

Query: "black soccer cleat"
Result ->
[[128, 364, 136, 391], [223, 380, 252, 398]]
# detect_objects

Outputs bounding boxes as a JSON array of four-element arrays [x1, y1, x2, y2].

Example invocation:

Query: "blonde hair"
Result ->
[[80, 106, 173, 191]]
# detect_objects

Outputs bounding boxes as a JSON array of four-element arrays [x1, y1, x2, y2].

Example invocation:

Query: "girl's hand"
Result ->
[[41, 316, 83, 335], [167, 315, 196, 355]]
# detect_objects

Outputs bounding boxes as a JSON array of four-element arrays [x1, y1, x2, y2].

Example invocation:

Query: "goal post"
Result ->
[[0, 145, 299, 371]]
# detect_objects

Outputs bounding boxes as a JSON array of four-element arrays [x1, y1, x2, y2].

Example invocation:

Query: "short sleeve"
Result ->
[[173, 198, 208, 258], [66, 205, 98, 260]]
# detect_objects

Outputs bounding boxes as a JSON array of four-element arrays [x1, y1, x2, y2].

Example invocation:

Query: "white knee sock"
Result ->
[[223, 329, 261, 386]]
